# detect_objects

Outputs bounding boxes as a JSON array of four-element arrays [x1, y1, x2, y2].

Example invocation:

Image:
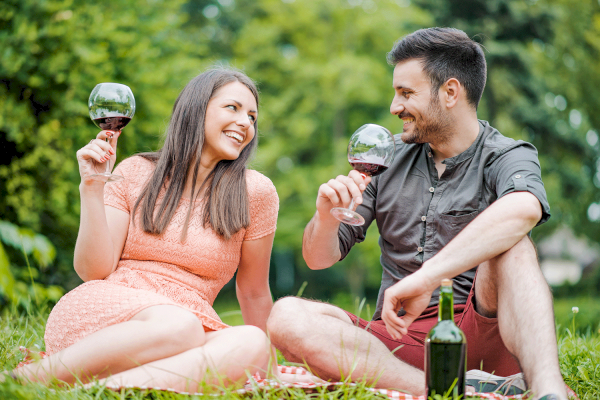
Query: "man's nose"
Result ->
[[390, 97, 404, 115]]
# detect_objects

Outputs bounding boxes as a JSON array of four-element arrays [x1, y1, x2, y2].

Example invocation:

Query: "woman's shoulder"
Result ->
[[245, 169, 278, 200], [114, 155, 156, 179]]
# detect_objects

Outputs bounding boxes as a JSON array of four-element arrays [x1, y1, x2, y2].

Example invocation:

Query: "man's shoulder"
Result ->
[[478, 120, 539, 164]]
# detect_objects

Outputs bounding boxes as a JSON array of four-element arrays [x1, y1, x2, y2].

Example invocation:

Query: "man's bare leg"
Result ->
[[475, 236, 567, 399], [267, 297, 425, 395]]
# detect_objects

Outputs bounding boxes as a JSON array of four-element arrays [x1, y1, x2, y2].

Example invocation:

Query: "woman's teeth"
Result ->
[[224, 131, 243, 143]]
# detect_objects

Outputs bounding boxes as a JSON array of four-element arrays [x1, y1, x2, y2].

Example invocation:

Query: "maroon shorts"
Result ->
[[345, 280, 521, 375]]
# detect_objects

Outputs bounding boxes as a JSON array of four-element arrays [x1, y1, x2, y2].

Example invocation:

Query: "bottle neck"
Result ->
[[438, 285, 454, 321]]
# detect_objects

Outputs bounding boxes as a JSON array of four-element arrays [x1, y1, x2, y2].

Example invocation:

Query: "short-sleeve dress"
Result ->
[[44, 156, 279, 355]]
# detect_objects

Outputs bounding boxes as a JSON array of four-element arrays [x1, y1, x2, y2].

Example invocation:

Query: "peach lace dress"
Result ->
[[44, 156, 278, 355]]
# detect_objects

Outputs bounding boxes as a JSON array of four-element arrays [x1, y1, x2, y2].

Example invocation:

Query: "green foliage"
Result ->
[[559, 312, 600, 400], [0, 220, 63, 308], [554, 297, 600, 335], [0, 0, 206, 290], [415, 0, 600, 243], [1, 0, 599, 302], [221, 0, 432, 299]]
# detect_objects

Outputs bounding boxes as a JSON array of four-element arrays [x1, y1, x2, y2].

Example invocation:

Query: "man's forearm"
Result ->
[[302, 211, 343, 270], [421, 192, 543, 288]]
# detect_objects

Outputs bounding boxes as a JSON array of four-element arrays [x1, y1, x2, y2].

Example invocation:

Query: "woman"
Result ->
[[12, 68, 278, 392]]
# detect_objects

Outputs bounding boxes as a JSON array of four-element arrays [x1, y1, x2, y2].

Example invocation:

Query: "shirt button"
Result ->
[[421, 216, 426, 221], [515, 175, 522, 179], [417, 247, 423, 252], [428, 152, 432, 157], [429, 187, 435, 193]]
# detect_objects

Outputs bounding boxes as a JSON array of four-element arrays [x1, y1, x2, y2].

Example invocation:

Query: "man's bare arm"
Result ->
[[302, 170, 372, 270], [302, 211, 342, 270], [382, 191, 543, 338], [422, 191, 542, 285]]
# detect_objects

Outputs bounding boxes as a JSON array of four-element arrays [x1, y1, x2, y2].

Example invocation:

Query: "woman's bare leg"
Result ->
[[96, 325, 271, 393], [14, 305, 205, 384]]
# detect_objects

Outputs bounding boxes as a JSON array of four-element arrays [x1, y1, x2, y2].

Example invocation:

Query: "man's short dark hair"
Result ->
[[387, 27, 487, 109]]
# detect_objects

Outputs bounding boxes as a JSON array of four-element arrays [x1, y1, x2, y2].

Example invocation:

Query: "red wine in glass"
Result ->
[[349, 158, 389, 176], [330, 124, 395, 226], [88, 83, 135, 182], [92, 117, 131, 131]]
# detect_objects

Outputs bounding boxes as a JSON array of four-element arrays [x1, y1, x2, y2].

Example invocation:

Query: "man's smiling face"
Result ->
[[390, 59, 453, 146]]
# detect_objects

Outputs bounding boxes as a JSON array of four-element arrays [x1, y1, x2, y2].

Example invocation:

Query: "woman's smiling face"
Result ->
[[201, 81, 258, 167]]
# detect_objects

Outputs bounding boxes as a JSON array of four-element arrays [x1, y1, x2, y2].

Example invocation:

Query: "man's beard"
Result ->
[[400, 97, 454, 145]]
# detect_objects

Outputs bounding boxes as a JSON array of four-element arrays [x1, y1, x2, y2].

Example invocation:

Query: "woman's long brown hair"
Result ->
[[132, 68, 259, 240]]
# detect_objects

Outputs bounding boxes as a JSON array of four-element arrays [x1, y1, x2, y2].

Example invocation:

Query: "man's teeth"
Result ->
[[402, 118, 415, 124], [224, 131, 243, 143]]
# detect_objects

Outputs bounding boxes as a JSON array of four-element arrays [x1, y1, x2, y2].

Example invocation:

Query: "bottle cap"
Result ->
[[441, 279, 452, 286]]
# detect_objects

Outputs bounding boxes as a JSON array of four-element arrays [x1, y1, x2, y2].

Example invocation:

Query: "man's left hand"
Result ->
[[381, 270, 436, 340]]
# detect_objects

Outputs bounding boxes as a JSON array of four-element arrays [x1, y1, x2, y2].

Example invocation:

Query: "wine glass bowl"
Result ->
[[330, 124, 395, 226], [88, 82, 135, 182]]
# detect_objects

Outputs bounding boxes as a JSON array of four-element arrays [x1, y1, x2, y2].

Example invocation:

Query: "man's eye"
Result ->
[[403, 92, 411, 98]]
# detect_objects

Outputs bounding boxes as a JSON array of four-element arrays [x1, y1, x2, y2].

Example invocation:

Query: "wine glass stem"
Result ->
[[348, 198, 356, 211], [104, 132, 118, 174], [348, 173, 365, 210]]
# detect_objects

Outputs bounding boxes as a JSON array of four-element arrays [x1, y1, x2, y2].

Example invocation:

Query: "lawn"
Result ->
[[0, 296, 598, 399]]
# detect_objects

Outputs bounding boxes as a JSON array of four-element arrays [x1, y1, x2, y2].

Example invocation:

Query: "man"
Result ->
[[267, 28, 567, 400]]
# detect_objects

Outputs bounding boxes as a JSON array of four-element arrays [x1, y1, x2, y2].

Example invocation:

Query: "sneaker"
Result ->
[[466, 370, 526, 395]]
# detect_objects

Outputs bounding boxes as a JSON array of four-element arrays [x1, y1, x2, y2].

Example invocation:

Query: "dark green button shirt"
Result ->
[[338, 120, 550, 320]]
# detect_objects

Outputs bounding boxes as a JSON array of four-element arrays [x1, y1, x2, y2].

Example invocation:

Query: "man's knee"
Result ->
[[485, 235, 539, 273], [267, 297, 351, 344], [268, 297, 305, 337], [475, 236, 541, 315]]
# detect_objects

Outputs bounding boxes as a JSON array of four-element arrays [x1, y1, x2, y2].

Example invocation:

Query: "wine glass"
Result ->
[[330, 124, 396, 226], [88, 82, 135, 182]]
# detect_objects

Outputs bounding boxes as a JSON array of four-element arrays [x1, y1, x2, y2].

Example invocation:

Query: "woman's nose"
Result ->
[[236, 116, 251, 128]]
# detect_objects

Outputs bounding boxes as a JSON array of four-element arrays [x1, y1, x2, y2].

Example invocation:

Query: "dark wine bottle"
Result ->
[[425, 279, 467, 399]]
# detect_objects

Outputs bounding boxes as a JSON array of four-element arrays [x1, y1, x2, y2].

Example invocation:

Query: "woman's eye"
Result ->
[[248, 115, 256, 123], [226, 105, 237, 110]]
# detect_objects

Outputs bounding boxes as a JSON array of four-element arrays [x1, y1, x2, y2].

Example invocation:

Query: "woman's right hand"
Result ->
[[76, 130, 120, 184]]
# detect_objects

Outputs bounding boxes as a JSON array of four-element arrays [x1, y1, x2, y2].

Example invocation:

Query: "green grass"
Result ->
[[0, 297, 598, 399]]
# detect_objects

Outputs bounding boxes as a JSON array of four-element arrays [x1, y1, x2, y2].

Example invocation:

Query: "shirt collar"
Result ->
[[426, 120, 486, 168]]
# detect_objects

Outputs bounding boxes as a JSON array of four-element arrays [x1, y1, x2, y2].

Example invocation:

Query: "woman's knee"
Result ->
[[239, 325, 270, 355], [134, 306, 205, 350], [226, 325, 270, 369]]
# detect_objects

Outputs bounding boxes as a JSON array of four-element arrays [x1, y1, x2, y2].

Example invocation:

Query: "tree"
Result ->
[[0, 0, 206, 289], [416, 0, 600, 243], [206, 0, 433, 299]]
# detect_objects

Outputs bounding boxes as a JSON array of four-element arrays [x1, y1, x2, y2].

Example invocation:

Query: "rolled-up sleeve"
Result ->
[[338, 177, 378, 260], [487, 142, 551, 226]]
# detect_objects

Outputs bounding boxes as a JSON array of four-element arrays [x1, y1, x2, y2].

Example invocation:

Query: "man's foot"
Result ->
[[466, 370, 526, 395]]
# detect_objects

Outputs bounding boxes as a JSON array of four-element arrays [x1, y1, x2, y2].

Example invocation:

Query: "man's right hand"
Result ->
[[316, 169, 372, 221]]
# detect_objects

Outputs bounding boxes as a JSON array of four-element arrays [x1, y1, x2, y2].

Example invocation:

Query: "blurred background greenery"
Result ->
[[1, 0, 599, 330]]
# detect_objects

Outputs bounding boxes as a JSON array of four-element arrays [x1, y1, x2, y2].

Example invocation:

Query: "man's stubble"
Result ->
[[400, 95, 455, 146]]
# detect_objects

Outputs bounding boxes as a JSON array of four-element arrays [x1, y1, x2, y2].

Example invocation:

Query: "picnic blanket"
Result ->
[[16, 348, 580, 399]]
